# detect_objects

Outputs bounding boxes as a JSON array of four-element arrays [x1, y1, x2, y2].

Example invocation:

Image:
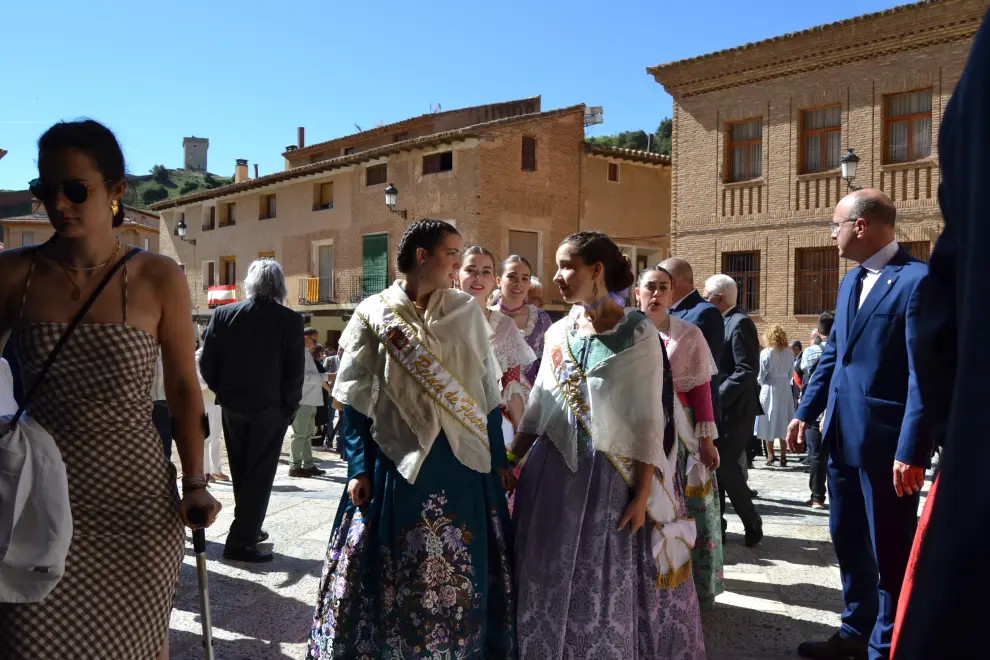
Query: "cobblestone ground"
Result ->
[[168, 437, 932, 659]]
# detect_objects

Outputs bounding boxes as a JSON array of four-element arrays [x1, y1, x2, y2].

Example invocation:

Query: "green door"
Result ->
[[362, 233, 388, 299]]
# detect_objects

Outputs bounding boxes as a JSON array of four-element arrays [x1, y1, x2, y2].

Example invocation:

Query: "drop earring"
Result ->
[[593, 280, 599, 298], [111, 199, 120, 216]]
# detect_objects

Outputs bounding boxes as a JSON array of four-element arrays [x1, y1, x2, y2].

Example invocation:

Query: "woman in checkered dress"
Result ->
[[0, 120, 221, 659]]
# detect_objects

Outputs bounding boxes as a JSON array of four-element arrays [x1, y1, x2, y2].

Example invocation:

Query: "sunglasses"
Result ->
[[29, 178, 109, 205]]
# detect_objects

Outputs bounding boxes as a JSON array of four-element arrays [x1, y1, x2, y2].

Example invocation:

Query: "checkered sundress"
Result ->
[[0, 255, 184, 658]]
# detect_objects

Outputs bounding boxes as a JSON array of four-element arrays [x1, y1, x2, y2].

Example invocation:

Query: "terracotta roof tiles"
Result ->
[[583, 143, 670, 165]]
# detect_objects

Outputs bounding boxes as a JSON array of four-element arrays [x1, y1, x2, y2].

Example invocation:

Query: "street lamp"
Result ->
[[840, 148, 861, 191], [384, 183, 407, 219], [175, 218, 196, 246]]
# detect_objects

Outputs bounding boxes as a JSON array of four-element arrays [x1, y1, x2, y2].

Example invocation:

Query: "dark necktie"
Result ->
[[849, 266, 866, 322]]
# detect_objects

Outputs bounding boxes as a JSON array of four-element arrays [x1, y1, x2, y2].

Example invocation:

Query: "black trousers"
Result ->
[[807, 424, 828, 503], [221, 407, 289, 549], [716, 418, 762, 533]]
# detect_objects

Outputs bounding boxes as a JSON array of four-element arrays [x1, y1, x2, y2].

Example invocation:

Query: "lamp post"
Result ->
[[840, 148, 861, 191], [384, 183, 407, 219], [176, 218, 196, 246]]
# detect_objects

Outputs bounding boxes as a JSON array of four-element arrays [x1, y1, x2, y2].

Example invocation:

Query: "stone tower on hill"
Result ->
[[183, 137, 209, 172]]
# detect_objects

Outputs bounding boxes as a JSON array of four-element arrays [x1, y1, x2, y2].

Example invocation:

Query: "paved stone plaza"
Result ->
[[167, 437, 931, 659]]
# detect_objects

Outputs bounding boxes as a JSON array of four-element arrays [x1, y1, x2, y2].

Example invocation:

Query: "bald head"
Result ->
[[659, 257, 694, 301], [833, 188, 897, 263], [838, 188, 896, 228]]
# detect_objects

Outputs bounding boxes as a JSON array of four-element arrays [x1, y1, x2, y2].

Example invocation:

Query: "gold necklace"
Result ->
[[657, 313, 671, 333], [61, 239, 121, 272], [59, 240, 121, 301]]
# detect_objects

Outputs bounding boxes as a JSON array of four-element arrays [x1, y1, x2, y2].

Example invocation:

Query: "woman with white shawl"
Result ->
[[458, 246, 535, 448], [307, 221, 517, 658], [637, 265, 724, 610], [509, 231, 706, 659]]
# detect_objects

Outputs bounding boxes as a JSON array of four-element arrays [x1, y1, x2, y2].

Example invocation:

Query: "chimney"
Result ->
[[298, 127, 305, 149], [235, 159, 249, 183], [254, 163, 259, 179]]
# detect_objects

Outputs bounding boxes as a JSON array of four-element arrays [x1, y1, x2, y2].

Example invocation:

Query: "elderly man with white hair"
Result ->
[[200, 258, 306, 562], [704, 273, 764, 547]]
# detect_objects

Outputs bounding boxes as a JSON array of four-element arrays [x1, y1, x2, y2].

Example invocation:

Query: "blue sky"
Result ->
[[0, 0, 906, 190]]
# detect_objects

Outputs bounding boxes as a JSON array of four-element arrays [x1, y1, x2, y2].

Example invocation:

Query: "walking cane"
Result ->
[[187, 507, 215, 660]]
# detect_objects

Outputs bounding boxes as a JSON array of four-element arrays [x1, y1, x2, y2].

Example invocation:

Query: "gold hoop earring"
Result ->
[[111, 199, 120, 216]]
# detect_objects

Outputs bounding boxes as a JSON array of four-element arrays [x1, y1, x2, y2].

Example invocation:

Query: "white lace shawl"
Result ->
[[332, 283, 502, 483], [518, 309, 669, 472], [488, 309, 536, 374], [519, 308, 696, 584]]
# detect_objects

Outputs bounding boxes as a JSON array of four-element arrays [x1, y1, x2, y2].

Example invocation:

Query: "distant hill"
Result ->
[[124, 168, 234, 209]]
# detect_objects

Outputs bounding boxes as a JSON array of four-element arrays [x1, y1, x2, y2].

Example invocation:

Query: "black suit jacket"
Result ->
[[718, 307, 762, 435], [894, 10, 990, 658], [670, 289, 725, 427], [200, 298, 306, 418]]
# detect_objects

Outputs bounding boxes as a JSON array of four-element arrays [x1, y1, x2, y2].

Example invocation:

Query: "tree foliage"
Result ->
[[587, 117, 672, 156], [150, 164, 170, 184], [141, 185, 169, 204]]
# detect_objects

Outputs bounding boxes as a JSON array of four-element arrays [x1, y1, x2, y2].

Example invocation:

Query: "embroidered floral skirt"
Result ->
[[513, 438, 707, 660], [307, 433, 517, 659], [677, 405, 725, 611]]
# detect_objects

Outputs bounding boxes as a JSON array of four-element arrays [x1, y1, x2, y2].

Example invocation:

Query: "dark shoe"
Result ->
[[256, 530, 270, 543], [289, 467, 313, 478], [311, 438, 324, 447], [797, 632, 868, 660], [779, 458, 789, 468], [749, 488, 759, 498], [744, 526, 764, 548], [307, 466, 327, 476], [223, 545, 274, 563]]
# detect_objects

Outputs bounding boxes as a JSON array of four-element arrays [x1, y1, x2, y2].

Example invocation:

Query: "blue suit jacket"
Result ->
[[796, 246, 931, 469]]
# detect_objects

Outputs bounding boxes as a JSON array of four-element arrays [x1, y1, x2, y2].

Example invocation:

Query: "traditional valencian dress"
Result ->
[[513, 307, 706, 659], [661, 315, 724, 610], [518, 304, 552, 392], [487, 307, 536, 447], [307, 283, 517, 659]]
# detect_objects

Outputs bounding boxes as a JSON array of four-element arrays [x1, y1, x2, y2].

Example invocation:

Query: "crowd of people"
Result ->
[[3, 13, 990, 658]]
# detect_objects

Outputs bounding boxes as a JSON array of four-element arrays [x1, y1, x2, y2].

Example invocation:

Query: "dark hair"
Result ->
[[396, 219, 460, 274], [463, 245, 496, 270], [38, 119, 127, 227], [559, 231, 634, 293], [303, 327, 319, 338], [636, 265, 673, 288], [790, 340, 803, 351], [502, 254, 532, 276], [818, 311, 835, 336]]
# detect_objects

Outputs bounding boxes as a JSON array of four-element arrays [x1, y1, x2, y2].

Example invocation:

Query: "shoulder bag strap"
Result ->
[[9, 248, 142, 426]]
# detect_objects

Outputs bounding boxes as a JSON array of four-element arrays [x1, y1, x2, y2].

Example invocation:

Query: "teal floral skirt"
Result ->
[[677, 404, 725, 611], [308, 412, 516, 659]]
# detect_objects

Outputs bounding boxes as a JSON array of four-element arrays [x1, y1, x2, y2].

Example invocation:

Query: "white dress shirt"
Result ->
[[858, 240, 900, 309]]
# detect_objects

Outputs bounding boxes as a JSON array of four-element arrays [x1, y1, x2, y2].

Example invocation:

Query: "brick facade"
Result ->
[[155, 102, 671, 339], [649, 0, 987, 340]]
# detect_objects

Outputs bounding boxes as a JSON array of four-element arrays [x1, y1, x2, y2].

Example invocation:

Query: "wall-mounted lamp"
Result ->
[[840, 148, 861, 191], [384, 183, 407, 219], [175, 218, 196, 246]]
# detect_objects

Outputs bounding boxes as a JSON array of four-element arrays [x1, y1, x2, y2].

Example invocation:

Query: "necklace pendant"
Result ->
[[71, 289, 81, 301]]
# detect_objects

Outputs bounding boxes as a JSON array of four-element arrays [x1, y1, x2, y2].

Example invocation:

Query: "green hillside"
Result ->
[[124, 167, 234, 209]]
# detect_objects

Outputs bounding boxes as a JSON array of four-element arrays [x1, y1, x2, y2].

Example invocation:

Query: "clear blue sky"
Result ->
[[0, 0, 906, 190]]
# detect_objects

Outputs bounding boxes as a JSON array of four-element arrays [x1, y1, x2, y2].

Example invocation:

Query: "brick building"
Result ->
[[649, 0, 987, 338], [0, 198, 161, 253], [151, 97, 670, 341]]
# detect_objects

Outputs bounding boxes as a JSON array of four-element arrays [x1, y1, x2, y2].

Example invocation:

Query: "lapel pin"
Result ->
[[887, 279, 892, 285]]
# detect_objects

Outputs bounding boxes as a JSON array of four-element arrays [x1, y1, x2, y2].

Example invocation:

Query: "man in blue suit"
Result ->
[[787, 188, 930, 660]]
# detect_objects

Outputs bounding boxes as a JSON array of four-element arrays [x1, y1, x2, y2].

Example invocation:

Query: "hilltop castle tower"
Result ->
[[183, 137, 209, 172]]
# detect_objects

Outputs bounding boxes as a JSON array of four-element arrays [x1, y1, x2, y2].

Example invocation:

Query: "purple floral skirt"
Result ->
[[513, 438, 707, 659]]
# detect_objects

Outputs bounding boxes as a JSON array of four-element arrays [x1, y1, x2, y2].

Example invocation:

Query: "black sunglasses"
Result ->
[[29, 178, 109, 205]]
